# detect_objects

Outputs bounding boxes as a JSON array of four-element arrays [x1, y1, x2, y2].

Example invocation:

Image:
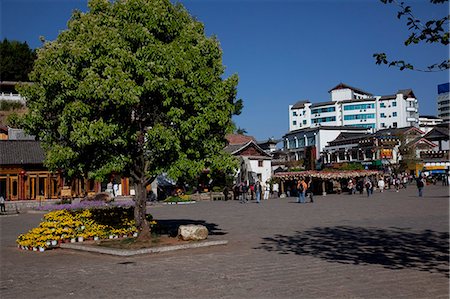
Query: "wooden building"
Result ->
[[0, 140, 131, 200]]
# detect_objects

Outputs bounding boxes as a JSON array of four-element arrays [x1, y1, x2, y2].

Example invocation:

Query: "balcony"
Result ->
[[420, 150, 450, 161], [0, 92, 25, 103], [406, 107, 417, 112], [406, 117, 418, 122], [406, 97, 416, 102]]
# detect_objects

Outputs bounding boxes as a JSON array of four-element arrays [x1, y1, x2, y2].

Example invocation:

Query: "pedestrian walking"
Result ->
[[255, 181, 262, 203], [416, 177, 425, 197], [365, 178, 372, 197], [347, 179, 354, 195], [378, 178, 385, 192], [263, 181, 270, 200], [307, 178, 314, 203], [297, 179, 307, 203], [0, 195, 6, 213], [239, 182, 248, 203], [272, 182, 279, 198]]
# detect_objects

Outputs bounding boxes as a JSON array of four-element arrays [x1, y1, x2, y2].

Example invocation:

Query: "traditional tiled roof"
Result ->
[[225, 134, 256, 145], [397, 89, 415, 98], [224, 140, 271, 158], [405, 137, 437, 149], [328, 83, 373, 96], [0, 140, 45, 165], [284, 125, 369, 137], [373, 126, 424, 137], [291, 100, 310, 109], [424, 125, 449, 140], [379, 94, 397, 101]]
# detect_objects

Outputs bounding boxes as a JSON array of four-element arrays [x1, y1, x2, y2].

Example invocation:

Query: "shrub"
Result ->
[[16, 206, 154, 250]]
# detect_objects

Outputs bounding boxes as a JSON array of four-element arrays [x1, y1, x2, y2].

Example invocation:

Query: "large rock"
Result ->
[[178, 225, 208, 241]]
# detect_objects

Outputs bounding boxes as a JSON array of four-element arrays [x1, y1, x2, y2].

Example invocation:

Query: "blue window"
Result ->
[[344, 113, 375, 120], [393, 112, 397, 117], [343, 103, 375, 111], [380, 113, 386, 118], [311, 107, 336, 114], [392, 101, 397, 107], [303, 120, 307, 125], [311, 116, 336, 124], [293, 111, 297, 116], [380, 103, 386, 108], [293, 120, 297, 126]]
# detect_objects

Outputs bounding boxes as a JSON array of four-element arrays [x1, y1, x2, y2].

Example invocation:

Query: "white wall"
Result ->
[[248, 159, 272, 184], [331, 89, 353, 101]]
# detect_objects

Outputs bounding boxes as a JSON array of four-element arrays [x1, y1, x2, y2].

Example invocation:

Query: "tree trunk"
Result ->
[[134, 179, 151, 241]]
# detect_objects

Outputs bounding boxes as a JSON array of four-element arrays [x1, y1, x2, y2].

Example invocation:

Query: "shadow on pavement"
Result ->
[[256, 226, 449, 276], [155, 219, 227, 237]]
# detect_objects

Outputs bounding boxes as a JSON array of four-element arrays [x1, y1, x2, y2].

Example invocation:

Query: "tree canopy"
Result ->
[[19, 0, 241, 239], [374, 0, 449, 72], [0, 39, 36, 81]]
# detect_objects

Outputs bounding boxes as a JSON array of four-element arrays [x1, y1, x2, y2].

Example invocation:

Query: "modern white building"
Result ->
[[283, 125, 371, 167], [437, 83, 449, 123], [418, 115, 444, 133], [289, 83, 420, 132]]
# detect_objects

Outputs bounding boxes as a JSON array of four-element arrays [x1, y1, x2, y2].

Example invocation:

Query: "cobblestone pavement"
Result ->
[[1, 184, 448, 298]]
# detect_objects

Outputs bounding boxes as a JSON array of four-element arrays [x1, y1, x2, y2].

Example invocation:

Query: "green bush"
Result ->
[[163, 195, 192, 202], [0, 100, 24, 111]]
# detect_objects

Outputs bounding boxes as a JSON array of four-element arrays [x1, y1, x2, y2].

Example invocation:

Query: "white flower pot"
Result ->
[[113, 235, 118, 239], [32, 247, 37, 251], [39, 247, 45, 252], [122, 235, 128, 239], [94, 236, 99, 241], [77, 237, 84, 242], [70, 238, 76, 243], [46, 241, 51, 246], [109, 235, 114, 239], [51, 240, 57, 246], [133, 232, 138, 237]]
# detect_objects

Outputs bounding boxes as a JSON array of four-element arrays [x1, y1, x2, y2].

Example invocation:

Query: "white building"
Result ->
[[418, 115, 444, 133], [437, 83, 449, 123], [289, 83, 420, 132], [283, 125, 371, 167], [224, 135, 272, 184]]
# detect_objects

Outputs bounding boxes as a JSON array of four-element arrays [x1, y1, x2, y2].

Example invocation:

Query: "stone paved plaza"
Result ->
[[1, 184, 449, 298]]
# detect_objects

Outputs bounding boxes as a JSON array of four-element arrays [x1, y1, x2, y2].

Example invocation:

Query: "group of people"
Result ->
[[232, 181, 279, 204], [345, 173, 428, 197]]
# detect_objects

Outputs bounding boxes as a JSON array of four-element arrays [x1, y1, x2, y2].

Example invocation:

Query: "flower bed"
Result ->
[[35, 200, 135, 211], [16, 206, 156, 252], [163, 195, 194, 203]]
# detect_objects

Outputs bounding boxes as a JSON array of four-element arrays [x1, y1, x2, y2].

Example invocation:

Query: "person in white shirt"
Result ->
[[263, 181, 270, 200]]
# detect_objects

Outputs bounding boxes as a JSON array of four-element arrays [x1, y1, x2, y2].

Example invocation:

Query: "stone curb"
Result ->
[[60, 240, 228, 256]]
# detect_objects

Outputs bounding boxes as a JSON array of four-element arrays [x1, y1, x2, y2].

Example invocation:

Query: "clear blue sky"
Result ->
[[1, 0, 448, 140]]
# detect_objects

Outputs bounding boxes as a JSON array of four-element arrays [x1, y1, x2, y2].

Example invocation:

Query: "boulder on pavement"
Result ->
[[178, 224, 208, 241]]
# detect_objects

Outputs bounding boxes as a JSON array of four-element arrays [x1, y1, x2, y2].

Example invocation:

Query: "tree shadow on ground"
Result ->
[[255, 226, 449, 276], [155, 219, 227, 237]]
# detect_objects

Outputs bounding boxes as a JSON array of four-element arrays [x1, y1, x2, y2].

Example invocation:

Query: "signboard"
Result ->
[[381, 149, 393, 159]]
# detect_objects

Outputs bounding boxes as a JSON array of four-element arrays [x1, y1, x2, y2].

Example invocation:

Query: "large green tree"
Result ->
[[19, 0, 240, 240], [0, 39, 36, 81]]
